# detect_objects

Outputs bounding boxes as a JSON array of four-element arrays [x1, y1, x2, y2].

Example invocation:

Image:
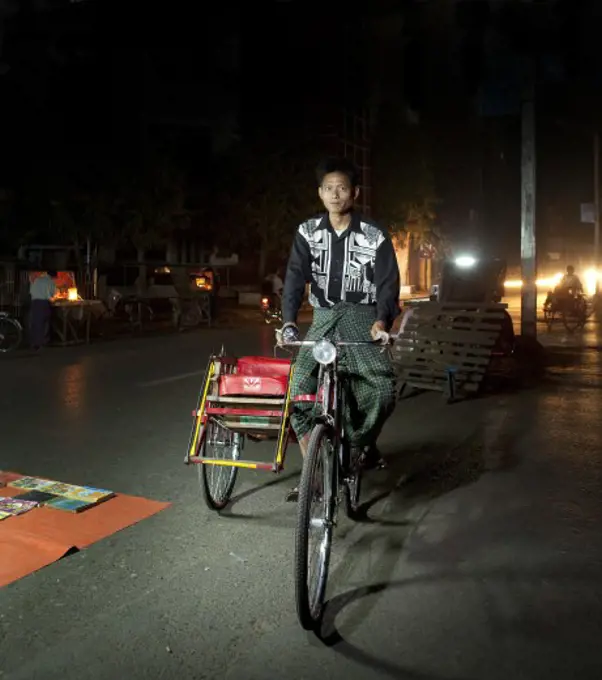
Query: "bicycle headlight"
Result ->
[[312, 339, 337, 365]]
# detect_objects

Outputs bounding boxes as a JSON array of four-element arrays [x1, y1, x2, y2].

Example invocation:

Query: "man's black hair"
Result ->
[[316, 157, 360, 188]]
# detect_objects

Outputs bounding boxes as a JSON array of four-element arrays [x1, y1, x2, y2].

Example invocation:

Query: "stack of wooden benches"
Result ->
[[392, 301, 508, 401]]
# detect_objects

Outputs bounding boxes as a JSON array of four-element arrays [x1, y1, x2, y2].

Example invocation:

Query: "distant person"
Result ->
[[264, 270, 284, 299], [555, 266, 583, 297], [201, 266, 219, 320], [29, 270, 56, 350]]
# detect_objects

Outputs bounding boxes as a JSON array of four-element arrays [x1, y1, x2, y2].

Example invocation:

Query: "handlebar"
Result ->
[[280, 339, 391, 347]]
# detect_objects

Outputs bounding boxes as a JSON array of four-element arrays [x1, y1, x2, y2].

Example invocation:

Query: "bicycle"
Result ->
[[281, 336, 391, 630], [543, 291, 591, 333], [0, 311, 23, 353]]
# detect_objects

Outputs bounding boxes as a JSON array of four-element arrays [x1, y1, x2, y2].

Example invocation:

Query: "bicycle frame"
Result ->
[[283, 339, 385, 487], [312, 358, 346, 491]]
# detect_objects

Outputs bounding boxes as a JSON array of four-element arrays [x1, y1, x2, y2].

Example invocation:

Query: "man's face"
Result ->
[[318, 172, 359, 215]]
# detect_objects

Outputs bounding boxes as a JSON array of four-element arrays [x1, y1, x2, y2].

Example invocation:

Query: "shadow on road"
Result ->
[[314, 566, 601, 680], [216, 471, 299, 524]]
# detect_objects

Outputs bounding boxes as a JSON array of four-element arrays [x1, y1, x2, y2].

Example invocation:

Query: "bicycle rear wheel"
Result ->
[[198, 420, 240, 511], [0, 317, 22, 353], [295, 423, 335, 630]]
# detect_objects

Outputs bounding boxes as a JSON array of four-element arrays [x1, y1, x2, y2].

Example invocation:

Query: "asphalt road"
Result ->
[[1, 323, 602, 680]]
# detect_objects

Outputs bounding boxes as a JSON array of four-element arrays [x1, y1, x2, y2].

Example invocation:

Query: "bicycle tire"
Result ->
[[198, 420, 239, 511], [0, 316, 22, 353], [295, 423, 335, 630]]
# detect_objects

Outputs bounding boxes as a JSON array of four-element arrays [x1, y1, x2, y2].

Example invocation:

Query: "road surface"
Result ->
[[1, 324, 602, 680]]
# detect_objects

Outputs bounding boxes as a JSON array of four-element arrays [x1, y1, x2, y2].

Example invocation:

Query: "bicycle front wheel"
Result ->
[[0, 317, 22, 353], [295, 423, 335, 630]]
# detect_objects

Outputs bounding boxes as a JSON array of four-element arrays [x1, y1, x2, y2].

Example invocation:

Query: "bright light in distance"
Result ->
[[537, 272, 564, 289], [455, 255, 477, 268], [584, 268, 600, 296], [504, 272, 562, 289], [504, 270, 602, 293]]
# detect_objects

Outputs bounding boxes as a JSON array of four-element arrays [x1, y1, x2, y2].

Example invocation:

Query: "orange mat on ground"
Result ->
[[0, 472, 171, 588]]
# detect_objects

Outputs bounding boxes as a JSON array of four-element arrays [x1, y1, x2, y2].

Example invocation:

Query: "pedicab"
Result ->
[[184, 336, 390, 629], [185, 350, 295, 511]]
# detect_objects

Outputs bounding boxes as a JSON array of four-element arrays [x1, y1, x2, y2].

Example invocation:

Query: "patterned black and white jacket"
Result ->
[[282, 212, 400, 329]]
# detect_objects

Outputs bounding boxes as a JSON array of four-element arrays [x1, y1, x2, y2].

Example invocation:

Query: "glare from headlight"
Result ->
[[312, 339, 337, 365], [455, 255, 477, 268]]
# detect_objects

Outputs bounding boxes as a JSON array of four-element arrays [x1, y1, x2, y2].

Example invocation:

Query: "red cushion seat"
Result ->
[[236, 356, 291, 378]]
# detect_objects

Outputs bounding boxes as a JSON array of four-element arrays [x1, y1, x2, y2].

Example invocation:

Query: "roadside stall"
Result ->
[[30, 271, 102, 346]]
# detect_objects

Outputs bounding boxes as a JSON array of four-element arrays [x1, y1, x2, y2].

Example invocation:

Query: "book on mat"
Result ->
[[0, 496, 38, 515], [0, 510, 11, 520], [9, 477, 57, 492], [36, 482, 114, 504], [13, 490, 60, 505], [41, 482, 78, 496], [45, 497, 95, 513], [10, 478, 115, 506], [55, 486, 114, 505]]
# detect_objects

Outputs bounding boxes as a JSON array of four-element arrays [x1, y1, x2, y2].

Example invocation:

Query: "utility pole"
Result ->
[[520, 64, 537, 338], [594, 131, 600, 269]]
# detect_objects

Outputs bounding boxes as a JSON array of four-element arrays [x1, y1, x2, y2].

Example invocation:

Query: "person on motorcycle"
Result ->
[[260, 270, 284, 324], [279, 157, 399, 501], [264, 269, 284, 300]]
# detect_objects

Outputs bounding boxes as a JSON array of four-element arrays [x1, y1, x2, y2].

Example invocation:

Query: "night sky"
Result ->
[[2, 0, 602, 265]]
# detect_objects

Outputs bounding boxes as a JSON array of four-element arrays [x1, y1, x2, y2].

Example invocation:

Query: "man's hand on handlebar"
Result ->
[[370, 320, 390, 346], [276, 322, 300, 346]]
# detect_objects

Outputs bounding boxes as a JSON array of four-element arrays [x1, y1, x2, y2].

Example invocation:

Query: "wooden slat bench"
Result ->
[[392, 301, 508, 401]]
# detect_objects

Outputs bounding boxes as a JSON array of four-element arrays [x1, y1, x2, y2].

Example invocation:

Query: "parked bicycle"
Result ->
[[0, 311, 23, 353]]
